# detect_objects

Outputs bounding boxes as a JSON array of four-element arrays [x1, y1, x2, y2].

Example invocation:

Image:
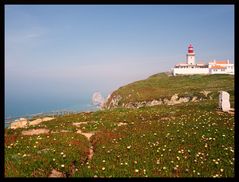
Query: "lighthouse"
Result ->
[[186, 44, 195, 65]]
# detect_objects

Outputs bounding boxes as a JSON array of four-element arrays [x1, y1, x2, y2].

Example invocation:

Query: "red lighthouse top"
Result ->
[[188, 44, 194, 53]]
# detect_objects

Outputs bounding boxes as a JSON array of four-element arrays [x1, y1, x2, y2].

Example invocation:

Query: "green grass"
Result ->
[[104, 73, 234, 106], [5, 99, 234, 177], [5, 73, 234, 177]]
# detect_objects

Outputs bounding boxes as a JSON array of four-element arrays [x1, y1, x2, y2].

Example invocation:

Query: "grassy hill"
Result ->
[[4, 73, 234, 177], [104, 73, 234, 108]]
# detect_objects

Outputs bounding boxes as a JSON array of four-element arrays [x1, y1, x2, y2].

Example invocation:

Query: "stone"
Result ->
[[10, 118, 28, 129], [219, 91, 230, 112], [29, 117, 54, 126], [49, 169, 65, 177], [191, 96, 198, 102], [21, 128, 50, 135]]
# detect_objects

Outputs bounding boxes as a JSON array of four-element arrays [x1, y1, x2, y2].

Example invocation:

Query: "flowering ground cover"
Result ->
[[5, 98, 234, 177]]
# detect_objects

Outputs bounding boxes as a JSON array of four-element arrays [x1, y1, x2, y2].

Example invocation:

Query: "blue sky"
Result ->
[[5, 5, 234, 116]]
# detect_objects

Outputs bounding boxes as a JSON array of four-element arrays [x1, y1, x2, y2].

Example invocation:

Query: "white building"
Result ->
[[172, 44, 234, 76], [208, 60, 234, 75]]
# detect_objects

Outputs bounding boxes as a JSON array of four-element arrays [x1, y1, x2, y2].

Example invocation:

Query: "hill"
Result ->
[[4, 73, 234, 177], [103, 73, 234, 109]]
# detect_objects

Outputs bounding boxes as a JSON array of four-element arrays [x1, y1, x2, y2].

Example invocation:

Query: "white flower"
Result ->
[[127, 145, 131, 149], [102, 167, 105, 171], [61, 152, 64, 155], [135, 169, 139, 173], [53, 158, 56, 161], [61, 164, 64, 168], [220, 168, 224, 172], [102, 160, 106, 163]]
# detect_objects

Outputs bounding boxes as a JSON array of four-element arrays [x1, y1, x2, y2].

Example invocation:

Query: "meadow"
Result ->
[[5, 98, 234, 177]]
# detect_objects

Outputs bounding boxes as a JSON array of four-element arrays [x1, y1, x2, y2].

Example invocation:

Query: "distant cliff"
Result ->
[[103, 73, 234, 109]]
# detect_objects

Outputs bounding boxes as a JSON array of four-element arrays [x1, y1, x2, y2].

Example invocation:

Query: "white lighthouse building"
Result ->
[[172, 44, 234, 76]]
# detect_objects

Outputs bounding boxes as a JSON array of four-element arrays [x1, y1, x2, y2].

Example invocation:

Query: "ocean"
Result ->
[[4, 97, 99, 128]]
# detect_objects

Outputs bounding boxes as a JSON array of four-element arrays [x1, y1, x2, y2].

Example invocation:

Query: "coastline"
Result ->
[[5, 105, 99, 129]]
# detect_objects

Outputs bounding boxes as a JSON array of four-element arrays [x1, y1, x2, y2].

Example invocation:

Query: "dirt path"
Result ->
[[22, 128, 50, 136], [73, 122, 96, 161]]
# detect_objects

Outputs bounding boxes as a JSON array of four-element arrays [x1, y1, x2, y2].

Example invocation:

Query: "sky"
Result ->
[[5, 5, 234, 117]]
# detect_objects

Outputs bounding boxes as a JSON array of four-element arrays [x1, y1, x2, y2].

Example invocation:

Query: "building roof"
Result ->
[[211, 65, 226, 69], [215, 60, 229, 64]]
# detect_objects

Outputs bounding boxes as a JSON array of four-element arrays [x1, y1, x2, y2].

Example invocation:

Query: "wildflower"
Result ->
[[61, 152, 64, 155], [220, 169, 224, 172], [22, 154, 27, 157], [63, 154, 66, 158], [53, 158, 56, 161], [102, 160, 106, 163], [127, 145, 131, 149], [135, 169, 139, 173], [134, 161, 138, 164], [156, 159, 160, 165], [75, 168, 78, 171], [125, 162, 128, 165], [35, 141, 39, 144], [101, 167, 105, 171], [88, 165, 91, 169], [34, 145, 37, 148], [163, 167, 167, 170], [61, 164, 65, 168], [69, 144, 72, 146], [176, 156, 180, 161]]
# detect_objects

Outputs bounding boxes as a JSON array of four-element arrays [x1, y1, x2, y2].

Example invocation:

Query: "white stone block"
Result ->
[[219, 91, 230, 112]]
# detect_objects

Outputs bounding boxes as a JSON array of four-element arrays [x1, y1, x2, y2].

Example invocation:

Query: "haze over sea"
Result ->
[[5, 5, 234, 122]]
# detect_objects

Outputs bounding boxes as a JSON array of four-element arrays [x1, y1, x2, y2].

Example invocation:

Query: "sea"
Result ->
[[4, 98, 99, 128]]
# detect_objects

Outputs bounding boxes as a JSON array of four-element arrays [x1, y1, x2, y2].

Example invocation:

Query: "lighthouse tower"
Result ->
[[186, 44, 195, 65]]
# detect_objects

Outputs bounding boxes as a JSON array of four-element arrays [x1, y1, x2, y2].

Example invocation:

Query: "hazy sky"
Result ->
[[5, 5, 234, 115]]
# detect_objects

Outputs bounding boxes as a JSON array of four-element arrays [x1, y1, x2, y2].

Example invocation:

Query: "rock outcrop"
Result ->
[[104, 93, 194, 109], [10, 118, 28, 130]]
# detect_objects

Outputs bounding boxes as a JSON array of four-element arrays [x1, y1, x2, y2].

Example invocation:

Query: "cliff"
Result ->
[[103, 73, 234, 109]]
